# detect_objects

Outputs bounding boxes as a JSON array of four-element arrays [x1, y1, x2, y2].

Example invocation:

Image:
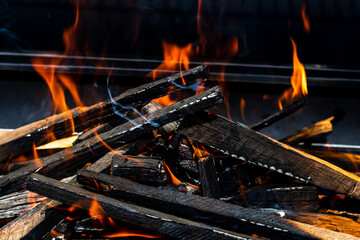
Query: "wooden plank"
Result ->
[[0, 141, 145, 240], [0, 65, 208, 163], [111, 155, 167, 185], [178, 112, 360, 200], [76, 170, 349, 240], [249, 99, 305, 131], [198, 155, 220, 198], [26, 173, 261, 240], [0, 86, 223, 195]]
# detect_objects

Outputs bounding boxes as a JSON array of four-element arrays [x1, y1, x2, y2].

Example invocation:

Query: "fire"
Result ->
[[32, 143, 43, 168], [301, 1, 310, 33], [103, 231, 160, 238], [151, 86, 178, 107], [278, 37, 308, 110], [190, 140, 210, 158], [148, 41, 194, 82], [163, 162, 182, 184], [240, 98, 247, 124], [31, 2, 83, 135]]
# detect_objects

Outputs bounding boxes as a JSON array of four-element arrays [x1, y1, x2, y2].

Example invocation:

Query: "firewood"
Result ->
[[0, 86, 223, 195], [280, 116, 335, 145], [0, 65, 208, 163], [249, 99, 305, 131], [178, 112, 360, 200], [76, 170, 353, 240], [300, 149, 360, 173], [0, 141, 142, 240], [198, 155, 220, 198], [111, 155, 167, 185], [283, 210, 360, 237], [243, 184, 320, 212], [26, 173, 260, 240]]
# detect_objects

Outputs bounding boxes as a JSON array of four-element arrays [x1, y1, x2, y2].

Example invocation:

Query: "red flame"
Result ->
[[301, 1, 310, 33]]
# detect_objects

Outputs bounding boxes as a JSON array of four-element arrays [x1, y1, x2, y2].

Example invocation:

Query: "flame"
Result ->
[[163, 162, 182, 184], [89, 198, 107, 225], [32, 143, 43, 168], [151, 86, 178, 107], [190, 140, 210, 158], [240, 98, 247, 124], [301, 1, 310, 33], [103, 231, 160, 238], [148, 41, 194, 82], [278, 37, 307, 110], [31, 2, 83, 134]]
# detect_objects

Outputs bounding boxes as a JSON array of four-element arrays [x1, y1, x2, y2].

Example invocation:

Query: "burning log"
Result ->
[[243, 184, 320, 212], [75, 170, 355, 239], [280, 115, 337, 146], [0, 140, 148, 239], [111, 155, 167, 185], [249, 99, 305, 131], [0, 86, 223, 195], [0, 65, 208, 163], [198, 155, 220, 198], [283, 210, 360, 237], [300, 149, 360, 173], [178, 112, 360, 200], [26, 173, 260, 240]]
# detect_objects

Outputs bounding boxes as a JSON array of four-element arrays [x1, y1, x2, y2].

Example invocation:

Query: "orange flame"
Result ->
[[32, 143, 43, 168], [31, 2, 83, 134], [103, 231, 160, 238], [240, 98, 247, 124], [301, 1, 310, 33], [89, 198, 107, 225], [148, 41, 194, 82], [151, 86, 178, 107], [190, 140, 210, 158], [163, 162, 182, 184], [278, 37, 307, 110]]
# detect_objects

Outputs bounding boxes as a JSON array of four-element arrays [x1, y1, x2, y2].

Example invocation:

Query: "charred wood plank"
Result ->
[[178, 112, 360, 200], [111, 155, 166, 185], [300, 149, 360, 173], [26, 173, 260, 240], [0, 86, 223, 195], [249, 99, 305, 131], [76, 170, 352, 240], [244, 184, 320, 212], [198, 155, 220, 198], [0, 65, 208, 163], [283, 210, 360, 237], [280, 116, 334, 146], [0, 141, 144, 240]]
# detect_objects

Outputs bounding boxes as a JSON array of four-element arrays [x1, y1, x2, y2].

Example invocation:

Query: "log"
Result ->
[[26, 173, 260, 240], [0, 86, 223, 195], [178, 112, 360, 200], [244, 184, 320, 212], [0, 141, 141, 240], [198, 155, 220, 198], [111, 155, 167, 185], [300, 149, 360, 173], [249, 99, 305, 131], [0, 65, 208, 163], [283, 210, 360, 237], [76, 170, 353, 240], [280, 116, 334, 145]]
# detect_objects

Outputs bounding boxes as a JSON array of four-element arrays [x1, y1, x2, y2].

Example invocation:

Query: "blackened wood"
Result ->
[[0, 141, 141, 240], [280, 116, 334, 145], [283, 210, 360, 237], [0, 86, 223, 195], [76, 170, 338, 240], [111, 155, 166, 185], [300, 149, 360, 173], [178, 112, 360, 200], [249, 99, 305, 131], [26, 173, 260, 240], [244, 184, 320, 212], [0, 65, 208, 163], [198, 155, 220, 198]]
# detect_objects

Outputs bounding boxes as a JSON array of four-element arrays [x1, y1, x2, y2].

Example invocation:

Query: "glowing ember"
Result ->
[[278, 37, 308, 110]]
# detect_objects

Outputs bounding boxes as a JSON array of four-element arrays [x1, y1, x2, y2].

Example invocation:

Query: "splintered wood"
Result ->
[[1, 65, 360, 239]]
